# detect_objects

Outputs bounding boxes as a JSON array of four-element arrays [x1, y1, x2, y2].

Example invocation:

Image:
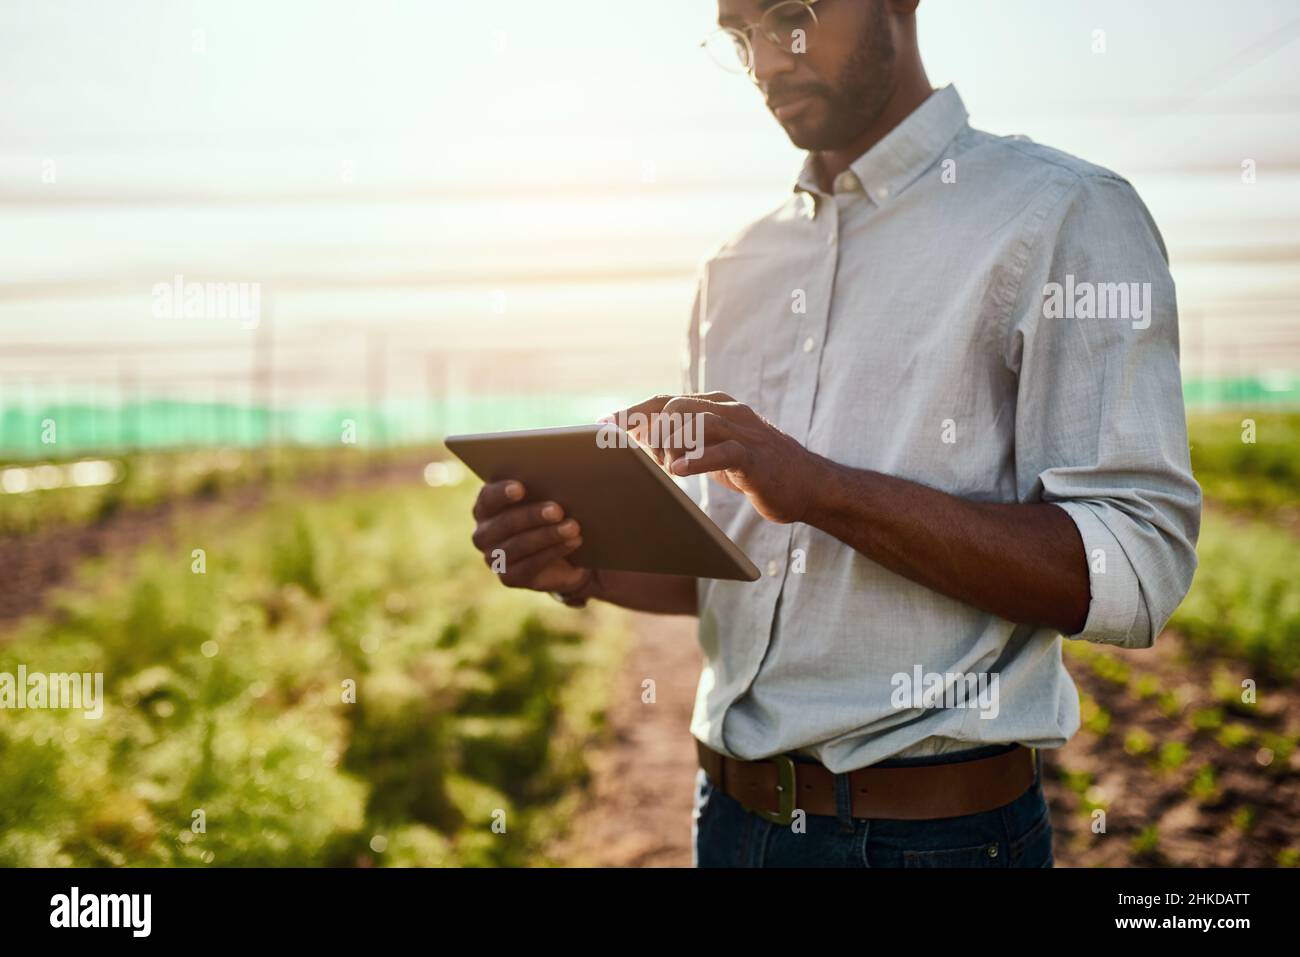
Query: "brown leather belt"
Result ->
[[697, 740, 1037, 824]]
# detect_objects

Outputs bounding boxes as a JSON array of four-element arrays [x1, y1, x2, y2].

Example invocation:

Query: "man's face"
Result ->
[[717, 0, 897, 151]]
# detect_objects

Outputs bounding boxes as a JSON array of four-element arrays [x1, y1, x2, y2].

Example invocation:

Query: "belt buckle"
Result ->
[[742, 753, 798, 826]]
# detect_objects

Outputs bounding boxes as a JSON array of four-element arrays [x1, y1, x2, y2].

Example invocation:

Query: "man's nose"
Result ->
[[750, 31, 796, 86]]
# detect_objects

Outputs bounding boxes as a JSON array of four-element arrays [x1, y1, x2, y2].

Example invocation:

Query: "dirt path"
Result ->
[[550, 613, 701, 867]]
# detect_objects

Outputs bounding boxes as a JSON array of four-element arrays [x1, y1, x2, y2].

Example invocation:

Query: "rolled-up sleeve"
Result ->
[[1007, 173, 1202, 648]]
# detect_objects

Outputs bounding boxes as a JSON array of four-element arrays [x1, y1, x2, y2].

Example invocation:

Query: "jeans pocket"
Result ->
[[1009, 805, 1054, 868], [902, 840, 1008, 868]]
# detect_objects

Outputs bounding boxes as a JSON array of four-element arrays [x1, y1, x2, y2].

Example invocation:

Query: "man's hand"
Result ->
[[470, 479, 592, 595], [468, 477, 699, 616], [613, 392, 824, 524]]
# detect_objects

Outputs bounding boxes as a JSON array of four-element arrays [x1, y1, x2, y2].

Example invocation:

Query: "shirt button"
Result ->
[[766, 560, 780, 577], [802, 337, 815, 353], [871, 186, 890, 204]]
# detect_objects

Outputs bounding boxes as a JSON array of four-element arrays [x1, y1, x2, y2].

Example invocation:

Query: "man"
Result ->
[[469, 0, 1200, 867]]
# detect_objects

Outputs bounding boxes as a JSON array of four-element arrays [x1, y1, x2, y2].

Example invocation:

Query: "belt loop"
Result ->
[[833, 772, 854, 833]]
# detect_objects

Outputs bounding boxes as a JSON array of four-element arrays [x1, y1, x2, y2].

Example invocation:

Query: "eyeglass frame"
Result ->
[[699, 0, 827, 76]]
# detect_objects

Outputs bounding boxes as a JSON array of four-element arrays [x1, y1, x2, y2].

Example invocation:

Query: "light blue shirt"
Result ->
[[682, 85, 1201, 772]]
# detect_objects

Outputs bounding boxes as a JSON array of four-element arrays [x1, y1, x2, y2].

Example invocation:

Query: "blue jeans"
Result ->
[[692, 744, 1054, 867]]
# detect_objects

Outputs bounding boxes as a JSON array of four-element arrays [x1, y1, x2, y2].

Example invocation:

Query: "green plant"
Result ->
[[1189, 708, 1224, 733], [1155, 740, 1190, 772], [1188, 413, 1300, 515], [1171, 511, 1300, 682], [1123, 729, 1154, 756], [1132, 825, 1161, 858], [1188, 764, 1221, 804], [0, 480, 627, 866]]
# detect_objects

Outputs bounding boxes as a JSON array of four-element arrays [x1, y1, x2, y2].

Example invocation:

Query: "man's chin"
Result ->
[[775, 105, 850, 152]]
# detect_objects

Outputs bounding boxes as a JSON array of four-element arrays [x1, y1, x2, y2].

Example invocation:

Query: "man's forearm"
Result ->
[[583, 569, 699, 616], [803, 457, 1091, 634]]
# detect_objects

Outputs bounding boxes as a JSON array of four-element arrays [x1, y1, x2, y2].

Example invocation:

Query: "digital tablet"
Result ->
[[444, 424, 761, 582]]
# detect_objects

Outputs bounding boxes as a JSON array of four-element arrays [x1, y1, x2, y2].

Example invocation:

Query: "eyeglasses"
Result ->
[[700, 0, 824, 76]]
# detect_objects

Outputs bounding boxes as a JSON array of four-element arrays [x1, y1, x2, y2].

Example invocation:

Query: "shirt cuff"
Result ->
[[1054, 501, 1146, 646]]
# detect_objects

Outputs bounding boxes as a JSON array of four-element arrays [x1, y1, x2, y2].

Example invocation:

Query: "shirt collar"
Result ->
[[794, 84, 969, 207]]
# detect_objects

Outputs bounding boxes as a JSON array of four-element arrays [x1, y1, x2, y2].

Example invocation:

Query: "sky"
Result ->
[[4, 0, 1299, 186], [1, 0, 1298, 415]]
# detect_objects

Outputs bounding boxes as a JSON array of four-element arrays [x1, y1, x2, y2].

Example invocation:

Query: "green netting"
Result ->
[[0, 393, 636, 459], [0, 377, 1296, 459]]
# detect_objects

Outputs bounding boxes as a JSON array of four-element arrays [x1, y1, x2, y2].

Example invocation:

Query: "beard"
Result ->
[[771, 2, 897, 151]]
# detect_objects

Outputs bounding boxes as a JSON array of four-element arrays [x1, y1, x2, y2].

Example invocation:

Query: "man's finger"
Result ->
[[473, 479, 526, 520], [605, 394, 750, 465], [487, 518, 582, 568], [604, 394, 674, 434], [662, 412, 738, 471], [607, 393, 741, 436], [669, 439, 748, 478], [472, 500, 565, 551], [498, 537, 584, 588], [661, 396, 747, 420]]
